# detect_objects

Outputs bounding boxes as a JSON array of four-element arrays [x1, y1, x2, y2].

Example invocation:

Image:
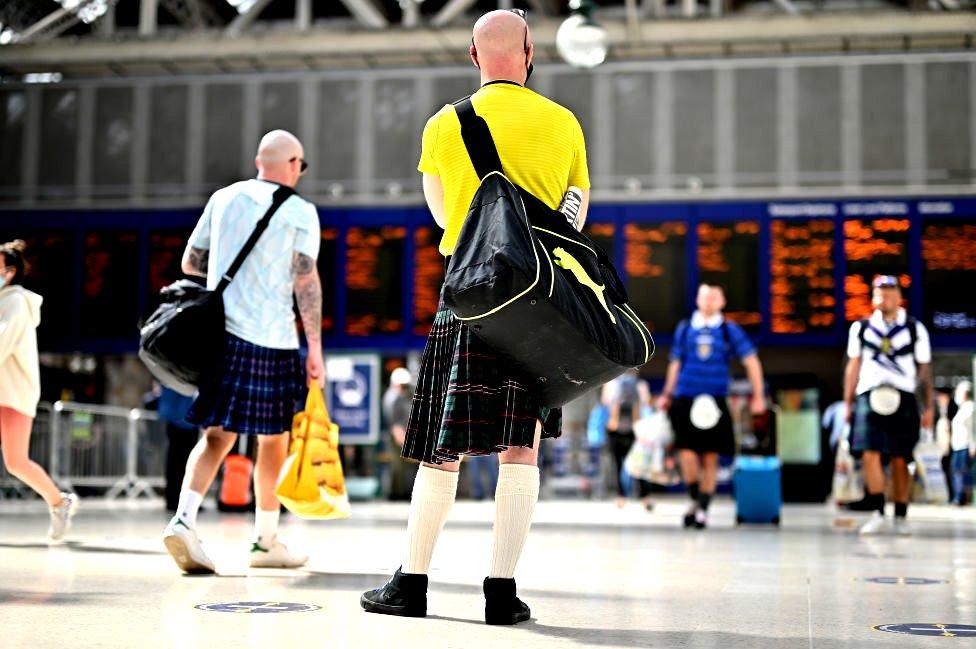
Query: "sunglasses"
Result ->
[[289, 156, 309, 174], [872, 275, 900, 289]]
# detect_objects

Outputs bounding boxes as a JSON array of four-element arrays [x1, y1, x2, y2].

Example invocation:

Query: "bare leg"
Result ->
[[862, 451, 885, 495], [679, 449, 701, 486], [699, 453, 720, 494], [0, 407, 61, 506], [890, 456, 911, 504], [184, 427, 238, 495], [254, 433, 289, 511]]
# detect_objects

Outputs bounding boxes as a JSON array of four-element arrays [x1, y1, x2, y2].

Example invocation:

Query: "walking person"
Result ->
[[605, 370, 653, 509], [361, 9, 590, 625], [657, 284, 767, 530], [162, 130, 325, 573], [0, 239, 78, 540], [845, 275, 934, 536], [949, 381, 974, 507], [383, 367, 416, 501]]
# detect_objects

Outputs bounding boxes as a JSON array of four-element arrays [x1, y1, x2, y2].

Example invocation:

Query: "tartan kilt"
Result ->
[[187, 333, 304, 436], [401, 303, 561, 465]]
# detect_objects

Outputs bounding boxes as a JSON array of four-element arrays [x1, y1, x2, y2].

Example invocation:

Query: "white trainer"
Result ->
[[249, 540, 308, 569], [893, 517, 913, 537], [48, 492, 79, 541], [858, 511, 888, 536], [163, 518, 216, 574]]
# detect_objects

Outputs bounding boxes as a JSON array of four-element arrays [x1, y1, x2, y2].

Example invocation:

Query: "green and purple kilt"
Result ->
[[401, 304, 561, 465]]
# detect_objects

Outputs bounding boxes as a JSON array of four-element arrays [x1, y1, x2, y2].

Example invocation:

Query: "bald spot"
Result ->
[[256, 129, 303, 166], [472, 10, 528, 63]]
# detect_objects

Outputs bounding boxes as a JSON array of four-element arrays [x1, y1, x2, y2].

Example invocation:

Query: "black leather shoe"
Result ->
[[484, 577, 531, 625], [361, 568, 427, 618]]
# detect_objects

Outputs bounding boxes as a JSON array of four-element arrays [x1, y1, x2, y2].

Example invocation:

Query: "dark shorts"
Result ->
[[187, 333, 304, 436], [401, 303, 561, 465], [669, 396, 735, 456], [851, 390, 920, 460]]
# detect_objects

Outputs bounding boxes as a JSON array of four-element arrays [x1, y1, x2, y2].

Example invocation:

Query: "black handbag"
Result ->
[[442, 98, 654, 407], [139, 184, 295, 395]]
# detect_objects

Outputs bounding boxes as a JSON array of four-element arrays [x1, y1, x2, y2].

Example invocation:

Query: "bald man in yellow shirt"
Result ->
[[362, 9, 591, 626]]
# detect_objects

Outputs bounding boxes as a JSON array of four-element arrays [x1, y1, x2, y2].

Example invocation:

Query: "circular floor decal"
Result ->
[[860, 577, 949, 585], [874, 624, 976, 638], [195, 601, 321, 614]]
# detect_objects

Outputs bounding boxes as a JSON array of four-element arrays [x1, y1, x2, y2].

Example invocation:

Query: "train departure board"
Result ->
[[843, 219, 910, 322], [769, 219, 837, 334], [697, 221, 761, 329], [584, 222, 616, 265], [413, 226, 444, 336], [0, 229, 76, 347], [624, 222, 687, 333], [81, 230, 140, 338], [345, 226, 405, 336], [922, 220, 976, 332], [317, 227, 338, 335], [147, 229, 191, 295]]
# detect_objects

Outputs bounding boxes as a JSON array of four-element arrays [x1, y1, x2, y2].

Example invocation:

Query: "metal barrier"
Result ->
[[0, 401, 167, 501]]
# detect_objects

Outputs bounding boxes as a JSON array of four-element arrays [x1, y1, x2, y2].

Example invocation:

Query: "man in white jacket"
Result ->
[[0, 239, 78, 539]]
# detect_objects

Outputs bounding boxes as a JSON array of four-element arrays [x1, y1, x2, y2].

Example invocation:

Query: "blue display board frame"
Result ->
[[2, 195, 974, 353]]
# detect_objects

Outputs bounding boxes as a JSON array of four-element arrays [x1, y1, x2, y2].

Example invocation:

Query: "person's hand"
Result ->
[[306, 351, 326, 388], [921, 408, 934, 431], [656, 394, 672, 412], [750, 395, 767, 415]]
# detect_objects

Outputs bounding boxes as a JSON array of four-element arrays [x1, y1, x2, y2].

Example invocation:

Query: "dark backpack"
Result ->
[[138, 185, 295, 395], [441, 97, 654, 407], [857, 316, 919, 361]]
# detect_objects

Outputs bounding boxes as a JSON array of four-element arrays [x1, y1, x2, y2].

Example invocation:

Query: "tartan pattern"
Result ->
[[402, 304, 561, 465], [850, 391, 920, 459], [187, 333, 304, 436]]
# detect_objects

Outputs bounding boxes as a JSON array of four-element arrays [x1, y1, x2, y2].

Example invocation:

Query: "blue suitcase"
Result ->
[[733, 456, 782, 525]]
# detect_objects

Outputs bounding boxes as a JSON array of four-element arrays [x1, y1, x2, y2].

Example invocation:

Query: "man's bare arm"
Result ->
[[293, 252, 323, 349], [843, 356, 862, 421], [575, 189, 591, 231], [181, 246, 209, 278], [422, 173, 446, 229], [918, 362, 935, 427]]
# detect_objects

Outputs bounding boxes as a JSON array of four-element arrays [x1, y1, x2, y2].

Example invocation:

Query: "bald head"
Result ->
[[470, 10, 533, 85], [255, 129, 305, 188]]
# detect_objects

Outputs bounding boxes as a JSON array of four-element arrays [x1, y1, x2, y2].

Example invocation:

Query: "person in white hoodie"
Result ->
[[0, 240, 78, 539]]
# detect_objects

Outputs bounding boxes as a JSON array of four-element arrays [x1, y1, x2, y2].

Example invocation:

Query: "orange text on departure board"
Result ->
[[769, 219, 836, 334], [697, 221, 761, 326], [922, 223, 976, 271], [625, 222, 686, 278], [843, 219, 910, 322], [345, 226, 406, 336], [413, 227, 444, 336]]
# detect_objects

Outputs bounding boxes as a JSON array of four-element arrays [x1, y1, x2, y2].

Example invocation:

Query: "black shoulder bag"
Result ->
[[139, 185, 295, 395], [442, 97, 654, 407]]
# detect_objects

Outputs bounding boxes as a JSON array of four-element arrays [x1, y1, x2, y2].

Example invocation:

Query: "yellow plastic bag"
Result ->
[[275, 384, 351, 520]]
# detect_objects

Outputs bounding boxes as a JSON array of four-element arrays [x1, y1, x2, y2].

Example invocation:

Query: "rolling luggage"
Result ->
[[733, 455, 782, 525], [442, 98, 653, 407], [218, 435, 254, 512]]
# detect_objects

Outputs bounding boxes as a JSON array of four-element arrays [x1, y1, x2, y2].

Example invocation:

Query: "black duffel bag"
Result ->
[[139, 185, 294, 396], [442, 98, 654, 407]]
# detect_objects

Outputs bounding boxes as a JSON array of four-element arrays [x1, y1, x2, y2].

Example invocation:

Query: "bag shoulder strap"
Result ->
[[676, 319, 690, 364], [453, 96, 503, 181], [907, 316, 919, 352], [216, 184, 296, 294], [857, 318, 870, 351]]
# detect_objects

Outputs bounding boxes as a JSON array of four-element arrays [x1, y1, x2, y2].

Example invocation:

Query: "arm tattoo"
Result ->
[[188, 247, 209, 274], [918, 363, 934, 411], [293, 252, 322, 346]]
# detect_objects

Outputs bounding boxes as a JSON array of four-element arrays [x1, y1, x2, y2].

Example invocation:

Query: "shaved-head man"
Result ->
[[163, 130, 324, 574], [362, 10, 591, 626]]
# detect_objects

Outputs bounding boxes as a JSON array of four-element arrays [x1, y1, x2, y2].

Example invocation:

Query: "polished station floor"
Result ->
[[1, 498, 975, 648]]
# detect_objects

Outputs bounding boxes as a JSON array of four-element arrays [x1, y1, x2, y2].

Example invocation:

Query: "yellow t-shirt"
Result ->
[[417, 82, 590, 256]]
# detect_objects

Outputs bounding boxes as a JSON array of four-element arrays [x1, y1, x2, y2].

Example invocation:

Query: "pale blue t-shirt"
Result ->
[[188, 179, 320, 350]]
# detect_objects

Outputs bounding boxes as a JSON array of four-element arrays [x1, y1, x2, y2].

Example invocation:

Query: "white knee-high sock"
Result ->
[[489, 464, 540, 579], [402, 466, 459, 575]]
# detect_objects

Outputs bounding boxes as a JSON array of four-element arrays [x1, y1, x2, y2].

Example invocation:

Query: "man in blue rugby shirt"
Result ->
[[658, 284, 767, 529]]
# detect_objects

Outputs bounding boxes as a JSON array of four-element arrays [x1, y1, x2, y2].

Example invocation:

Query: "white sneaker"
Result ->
[[163, 518, 216, 574], [893, 517, 913, 537], [859, 511, 888, 536], [48, 492, 79, 541], [249, 539, 308, 569]]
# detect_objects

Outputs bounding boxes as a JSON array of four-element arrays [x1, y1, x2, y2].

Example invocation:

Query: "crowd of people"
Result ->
[[0, 6, 972, 631]]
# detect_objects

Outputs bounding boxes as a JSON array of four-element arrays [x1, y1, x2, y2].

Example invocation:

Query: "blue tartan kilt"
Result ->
[[187, 333, 304, 436], [401, 303, 561, 465]]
